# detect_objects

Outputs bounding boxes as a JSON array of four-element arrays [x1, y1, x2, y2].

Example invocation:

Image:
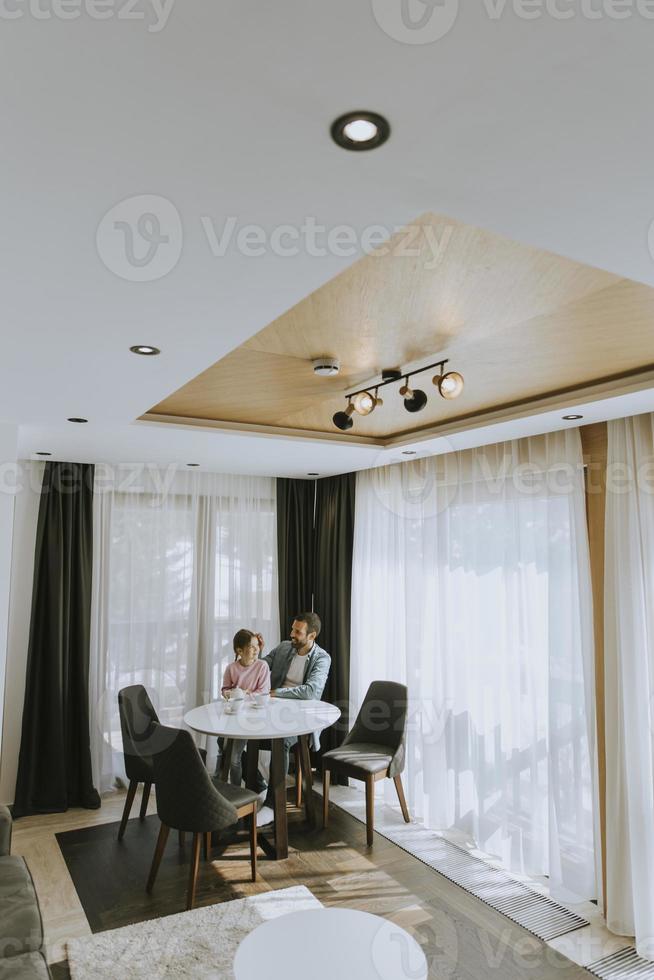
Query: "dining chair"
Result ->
[[322, 680, 410, 847], [117, 684, 159, 840], [117, 685, 207, 843], [146, 723, 259, 910]]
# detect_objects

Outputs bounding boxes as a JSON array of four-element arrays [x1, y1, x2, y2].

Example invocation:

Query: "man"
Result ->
[[256, 612, 330, 826]]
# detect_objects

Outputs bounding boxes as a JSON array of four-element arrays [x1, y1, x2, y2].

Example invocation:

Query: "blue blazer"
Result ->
[[263, 641, 331, 749]]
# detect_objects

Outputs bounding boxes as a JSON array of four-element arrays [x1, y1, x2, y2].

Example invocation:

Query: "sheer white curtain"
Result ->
[[351, 430, 597, 900], [89, 467, 278, 794], [605, 415, 654, 959]]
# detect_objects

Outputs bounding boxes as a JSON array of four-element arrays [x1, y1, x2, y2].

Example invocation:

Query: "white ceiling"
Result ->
[[4, 2, 654, 475]]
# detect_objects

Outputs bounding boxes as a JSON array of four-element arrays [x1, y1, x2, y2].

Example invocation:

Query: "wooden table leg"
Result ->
[[245, 740, 259, 791], [270, 738, 288, 860], [298, 735, 316, 827]]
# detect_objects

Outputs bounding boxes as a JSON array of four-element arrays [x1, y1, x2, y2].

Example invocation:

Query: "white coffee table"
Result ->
[[233, 908, 428, 980], [185, 699, 340, 860]]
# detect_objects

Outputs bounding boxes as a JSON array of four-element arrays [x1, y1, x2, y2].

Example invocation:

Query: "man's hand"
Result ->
[[269, 690, 277, 698], [255, 633, 265, 653]]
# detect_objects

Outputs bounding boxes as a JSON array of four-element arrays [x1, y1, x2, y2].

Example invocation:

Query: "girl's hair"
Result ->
[[233, 628, 257, 659]]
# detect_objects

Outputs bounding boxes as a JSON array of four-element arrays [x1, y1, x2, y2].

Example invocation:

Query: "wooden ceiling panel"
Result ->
[[147, 213, 654, 442]]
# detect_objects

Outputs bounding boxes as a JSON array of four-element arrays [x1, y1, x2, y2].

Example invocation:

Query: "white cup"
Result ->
[[225, 698, 244, 715], [254, 692, 270, 707]]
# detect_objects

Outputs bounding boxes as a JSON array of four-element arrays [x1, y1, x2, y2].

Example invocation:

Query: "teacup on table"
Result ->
[[253, 692, 270, 708], [224, 688, 245, 714]]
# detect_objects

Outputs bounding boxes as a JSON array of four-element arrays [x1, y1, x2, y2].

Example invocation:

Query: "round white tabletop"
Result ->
[[233, 908, 428, 980], [184, 698, 340, 741]]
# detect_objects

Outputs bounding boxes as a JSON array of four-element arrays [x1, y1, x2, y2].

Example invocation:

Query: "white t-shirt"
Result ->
[[282, 652, 307, 689]]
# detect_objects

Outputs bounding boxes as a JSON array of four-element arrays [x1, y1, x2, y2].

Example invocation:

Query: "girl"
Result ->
[[216, 629, 270, 786]]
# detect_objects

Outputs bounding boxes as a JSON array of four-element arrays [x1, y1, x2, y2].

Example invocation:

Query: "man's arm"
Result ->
[[273, 650, 331, 701], [262, 643, 280, 672]]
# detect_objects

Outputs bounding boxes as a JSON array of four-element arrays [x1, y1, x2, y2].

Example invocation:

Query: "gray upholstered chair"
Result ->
[[117, 685, 159, 840], [117, 684, 206, 843], [322, 680, 410, 847], [146, 724, 259, 910]]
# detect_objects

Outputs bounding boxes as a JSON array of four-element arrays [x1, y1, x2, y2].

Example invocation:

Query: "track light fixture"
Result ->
[[433, 370, 465, 400], [399, 378, 428, 414], [332, 402, 356, 431], [333, 358, 464, 432], [352, 391, 376, 415]]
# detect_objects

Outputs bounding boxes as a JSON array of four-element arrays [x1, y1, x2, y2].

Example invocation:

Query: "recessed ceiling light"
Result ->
[[562, 414, 583, 421], [130, 345, 160, 356], [331, 111, 390, 152], [35, 452, 51, 456], [402, 451, 417, 456], [307, 472, 320, 477], [67, 417, 88, 423], [187, 463, 200, 467]]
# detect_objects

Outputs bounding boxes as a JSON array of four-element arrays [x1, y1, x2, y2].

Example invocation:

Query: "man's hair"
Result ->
[[293, 611, 321, 638], [233, 628, 256, 655]]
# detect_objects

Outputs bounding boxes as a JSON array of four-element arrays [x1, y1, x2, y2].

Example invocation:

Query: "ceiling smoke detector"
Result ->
[[312, 357, 340, 377]]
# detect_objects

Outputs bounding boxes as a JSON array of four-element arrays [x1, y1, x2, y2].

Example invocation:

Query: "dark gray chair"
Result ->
[[117, 684, 206, 842], [146, 724, 259, 910], [322, 680, 410, 847], [117, 685, 159, 840]]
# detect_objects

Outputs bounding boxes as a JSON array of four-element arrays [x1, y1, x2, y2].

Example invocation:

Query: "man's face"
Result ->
[[290, 619, 315, 650]]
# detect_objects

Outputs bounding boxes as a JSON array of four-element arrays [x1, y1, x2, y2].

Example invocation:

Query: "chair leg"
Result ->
[[393, 774, 410, 823], [294, 744, 302, 808], [146, 822, 170, 893], [249, 807, 258, 882], [322, 767, 330, 828], [139, 782, 152, 821], [118, 779, 139, 840], [365, 774, 375, 847], [186, 833, 202, 911]]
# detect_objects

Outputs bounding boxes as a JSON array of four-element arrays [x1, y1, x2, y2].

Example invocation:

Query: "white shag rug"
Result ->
[[67, 886, 322, 979]]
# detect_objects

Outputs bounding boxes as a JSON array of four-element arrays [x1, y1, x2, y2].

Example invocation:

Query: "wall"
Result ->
[[0, 426, 18, 802], [0, 460, 43, 805]]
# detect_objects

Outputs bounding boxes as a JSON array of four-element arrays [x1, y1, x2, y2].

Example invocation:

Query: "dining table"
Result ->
[[184, 697, 341, 860]]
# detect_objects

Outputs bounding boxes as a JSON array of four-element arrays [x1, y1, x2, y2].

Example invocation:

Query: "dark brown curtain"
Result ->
[[276, 473, 356, 766], [13, 462, 100, 817], [276, 478, 315, 631], [314, 474, 356, 755]]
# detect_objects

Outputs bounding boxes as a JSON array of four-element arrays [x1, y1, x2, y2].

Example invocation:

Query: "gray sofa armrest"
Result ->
[[0, 805, 12, 857]]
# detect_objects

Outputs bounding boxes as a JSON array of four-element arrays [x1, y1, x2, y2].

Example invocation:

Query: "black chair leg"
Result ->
[[118, 779, 139, 840], [146, 823, 170, 892], [139, 782, 152, 820]]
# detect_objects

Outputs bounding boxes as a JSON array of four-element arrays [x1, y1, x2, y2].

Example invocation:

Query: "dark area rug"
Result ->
[[56, 814, 251, 933]]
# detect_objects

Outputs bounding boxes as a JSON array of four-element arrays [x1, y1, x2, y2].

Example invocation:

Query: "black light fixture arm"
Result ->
[[345, 359, 449, 400]]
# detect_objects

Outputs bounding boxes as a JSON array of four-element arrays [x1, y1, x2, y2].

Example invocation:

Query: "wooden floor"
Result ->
[[11, 786, 591, 979]]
